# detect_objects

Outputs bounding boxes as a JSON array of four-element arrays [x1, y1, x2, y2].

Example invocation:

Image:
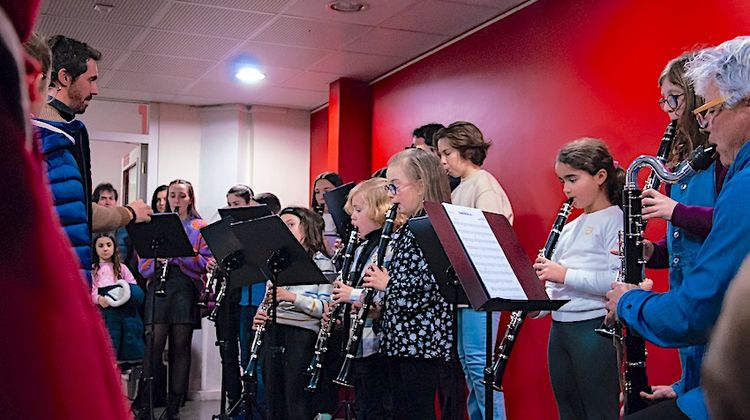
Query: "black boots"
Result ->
[[165, 392, 184, 420]]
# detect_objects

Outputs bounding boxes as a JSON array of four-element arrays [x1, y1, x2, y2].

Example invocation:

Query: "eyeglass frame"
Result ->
[[384, 181, 414, 195], [693, 97, 727, 129], [658, 93, 685, 111]]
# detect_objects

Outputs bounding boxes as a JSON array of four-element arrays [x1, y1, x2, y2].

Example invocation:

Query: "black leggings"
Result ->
[[144, 323, 194, 396], [386, 356, 440, 420]]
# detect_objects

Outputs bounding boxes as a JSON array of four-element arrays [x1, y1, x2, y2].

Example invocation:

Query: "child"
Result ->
[[362, 148, 454, 420], [92, 232, 144, 364], [311, 172, 344, 253], [134, 179, 212, 420], [532, 138, 622, 420], [252, 206, 334, 420], [330, 177, 398, 419], [436, 121, 513, 420]]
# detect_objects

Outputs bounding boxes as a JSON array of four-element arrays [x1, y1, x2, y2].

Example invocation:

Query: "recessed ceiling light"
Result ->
[[328, 1, 367, 13], [93, 3, 114, 15], [235, 67, 266, 83]]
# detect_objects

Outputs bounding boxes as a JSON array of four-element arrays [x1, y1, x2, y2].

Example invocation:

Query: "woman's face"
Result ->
[[314, 179, 336, 211], [386, 163, 423, 218], [437, 138, 472, 178], [226, 193, 252, 208], [659, 79, 686, 121], [281, 213, 305, 246], [349, 193, 380, 237], [95, 236, 115, 261], [155, 190, 167, 213], [168, 183, 192, 218]]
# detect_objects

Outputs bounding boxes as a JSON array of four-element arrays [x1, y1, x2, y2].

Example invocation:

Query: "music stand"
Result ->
[[127, 213, 196, 420], [323, 182, 355, 239], [423, 202, 567, 419], [231, 215, 333, 419], [218, 204, 272, 222]]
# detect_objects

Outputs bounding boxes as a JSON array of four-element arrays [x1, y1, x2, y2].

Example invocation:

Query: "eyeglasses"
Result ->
[[658, 93, 684, 111], [693, 97, 727, 129], [385, 182, 412, 195]]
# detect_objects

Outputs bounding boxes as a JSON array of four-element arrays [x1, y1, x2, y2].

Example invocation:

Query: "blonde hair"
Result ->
[[388, 148, 451, 215], [344, 178, 392, 226]]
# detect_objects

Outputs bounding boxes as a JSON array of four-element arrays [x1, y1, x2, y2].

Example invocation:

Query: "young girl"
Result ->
[[330, 177, 398, 420], [362, 148, 454, 420], [92, 232, 144, 364], [311, 171, 344, 253], [436, 121, 512, 420], [638, 53, 727, 406], [532, 138, 622, 420], [252, 206, 334, 420], [150, 184, 168, 214], [134, 179, 212, 420]]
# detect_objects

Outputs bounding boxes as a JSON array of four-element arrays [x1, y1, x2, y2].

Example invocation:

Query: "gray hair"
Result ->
[[686, 36, 750, 108]]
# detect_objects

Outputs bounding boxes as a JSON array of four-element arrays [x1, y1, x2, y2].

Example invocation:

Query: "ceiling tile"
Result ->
[[156, 3, 274, 39], [36, 15, 144, 50], [233, 41, 330, 70], [309, 51, 404, 81], [283, 0, 419, 26], [96, 48, 127, 70], [184, 80, 326, 109], [103, 70, 195, 95], [177, 0, 291, 13], [343, 27, 448, 58], [253, 16, 372, 49], [135, 30, 241, 61], [118, 52, 216, 79], [201, 63, 302, 86], [282, 71, 340, 91], [381, 0, 501, 36], [441, 0, 524, 8], [99, 87, 177, 103], [40, 0, 168, 27]]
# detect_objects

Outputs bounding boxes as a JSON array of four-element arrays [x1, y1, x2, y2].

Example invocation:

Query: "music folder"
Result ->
[[230, 215, 333, 287], [127, 213, 195, 260], [323, 182, 355, 236], [423, 201, 567, 312], [200, 218, 265, 289]]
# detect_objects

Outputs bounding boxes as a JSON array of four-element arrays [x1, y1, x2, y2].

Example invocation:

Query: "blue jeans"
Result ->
[[457, 309, 506, 420]]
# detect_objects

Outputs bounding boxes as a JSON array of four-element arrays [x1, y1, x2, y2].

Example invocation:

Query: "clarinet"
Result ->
[[595, 120, 678, 339], [305, 228, 359, 391], [618, 144, 716, 414], [333, 204, 398, 387], [487, 198, 574, 391], [198, 268, 218, 308], [242, 288, 274, 380], [207, 267, 227, 322]]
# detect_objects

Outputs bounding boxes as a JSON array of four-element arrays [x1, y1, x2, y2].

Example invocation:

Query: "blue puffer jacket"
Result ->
[[33, 118, 92, 282]]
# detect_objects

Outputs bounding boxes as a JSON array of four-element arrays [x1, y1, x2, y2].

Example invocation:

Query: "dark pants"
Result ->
[[437, 358, 467, 420], [387, 356, 440, 420], [262, 323, 317, 420], [352, 354, 392, 420], [549, 317, 619, 420], [215, 288, 242, 406], [623, 399, 689, 420]]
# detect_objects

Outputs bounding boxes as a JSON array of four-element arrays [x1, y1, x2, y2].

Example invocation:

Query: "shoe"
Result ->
[[165, 393, 184, 420]]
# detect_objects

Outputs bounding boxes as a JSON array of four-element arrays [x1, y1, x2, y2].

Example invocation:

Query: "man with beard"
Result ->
[[33, 35, 150, 285]]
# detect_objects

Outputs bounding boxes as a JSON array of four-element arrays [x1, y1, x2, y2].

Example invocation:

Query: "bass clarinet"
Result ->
[[242, 287, 274, 380], [305, 228, 359, 391], [333, 204, 398, 387], [617, 143, 716, 414], [487, 198, 574, 391], [596, 120, 677, 338]]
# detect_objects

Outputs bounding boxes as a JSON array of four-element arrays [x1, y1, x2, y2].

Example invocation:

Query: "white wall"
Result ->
[[89, 140, 140, 204]]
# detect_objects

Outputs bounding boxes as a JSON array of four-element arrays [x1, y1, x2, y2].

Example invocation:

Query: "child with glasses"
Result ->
[[435, 121, 512, 420], [362, 148, 454, 420], [636, 53, 728, 410]]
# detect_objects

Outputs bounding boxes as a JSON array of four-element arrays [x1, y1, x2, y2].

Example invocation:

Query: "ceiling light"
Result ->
[[328, 1, 367, 13], [93, 3, 114, 15], [235, 67, 266, 83]]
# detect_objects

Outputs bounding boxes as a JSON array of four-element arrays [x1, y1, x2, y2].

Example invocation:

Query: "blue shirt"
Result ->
[[618, 140, 750, 419]]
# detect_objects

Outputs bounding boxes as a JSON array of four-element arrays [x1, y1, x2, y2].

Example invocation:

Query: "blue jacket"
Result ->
[[34, 118, 93, 283], [618, 141, 750, 419]]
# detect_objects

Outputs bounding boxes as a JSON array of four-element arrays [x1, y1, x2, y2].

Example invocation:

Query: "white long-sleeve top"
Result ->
[[546, 205, 622, 322]]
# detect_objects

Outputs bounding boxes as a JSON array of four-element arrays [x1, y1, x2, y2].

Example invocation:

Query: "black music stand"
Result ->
[[201, 218, 267, 420], [408, 215, 468, 420], [423, 202, 567, 420], [324, 182, 355, 238], [128, 213, 195, 420], [218, 204, 272, 223], [231, 215, 333, 420]]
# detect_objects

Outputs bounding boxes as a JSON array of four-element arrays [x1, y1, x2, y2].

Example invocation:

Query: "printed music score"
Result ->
[[442, 203, 527, 300]]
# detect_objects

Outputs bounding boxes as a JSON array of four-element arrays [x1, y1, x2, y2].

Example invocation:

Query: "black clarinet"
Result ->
[[333, 204, 398, 387], [487, 198, 573, 391], [618, 144, 716, 414], [305, 228, 359, 391], [595, 120, 678, 339]]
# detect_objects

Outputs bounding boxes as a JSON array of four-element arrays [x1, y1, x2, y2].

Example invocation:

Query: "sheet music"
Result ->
[[442, 203, 527, 300]]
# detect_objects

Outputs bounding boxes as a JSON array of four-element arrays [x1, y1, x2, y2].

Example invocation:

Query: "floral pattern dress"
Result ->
[[378, 226, 454, 361]]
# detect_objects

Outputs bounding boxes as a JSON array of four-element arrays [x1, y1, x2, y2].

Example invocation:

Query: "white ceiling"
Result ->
[[37, 0, 526, 110]]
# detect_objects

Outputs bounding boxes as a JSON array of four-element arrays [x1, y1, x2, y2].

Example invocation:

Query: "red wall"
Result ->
[[311, 0, 750, 418]]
